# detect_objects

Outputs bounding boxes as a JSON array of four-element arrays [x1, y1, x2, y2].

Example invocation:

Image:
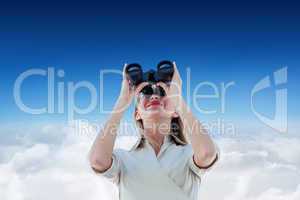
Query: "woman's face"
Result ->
[[135, 83, 174, 121]]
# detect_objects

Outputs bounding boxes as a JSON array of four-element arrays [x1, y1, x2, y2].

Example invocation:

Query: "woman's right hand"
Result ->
[[115, 64, 134, 110], [115, 64, 148, 112]]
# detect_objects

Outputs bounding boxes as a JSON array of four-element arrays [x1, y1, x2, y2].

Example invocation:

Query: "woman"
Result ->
[[89, 62, 220, 200]]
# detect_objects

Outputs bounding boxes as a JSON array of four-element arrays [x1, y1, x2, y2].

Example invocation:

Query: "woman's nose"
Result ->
[[150, 94, 160, 101]]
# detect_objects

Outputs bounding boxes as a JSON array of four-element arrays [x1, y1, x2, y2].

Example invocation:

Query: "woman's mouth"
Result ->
[[145, 100, 162, 109]]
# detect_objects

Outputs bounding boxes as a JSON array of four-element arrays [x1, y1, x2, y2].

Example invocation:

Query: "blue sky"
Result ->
[[0, 1, 299, 132], [1, 3, 300, 199]]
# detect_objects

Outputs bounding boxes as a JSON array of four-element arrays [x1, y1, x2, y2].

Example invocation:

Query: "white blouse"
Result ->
[[96, 136, 219, 200]]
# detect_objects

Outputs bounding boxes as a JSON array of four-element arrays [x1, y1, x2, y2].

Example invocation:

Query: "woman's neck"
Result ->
[[142, 117, 171, 155], [144, 133, 164, 155]]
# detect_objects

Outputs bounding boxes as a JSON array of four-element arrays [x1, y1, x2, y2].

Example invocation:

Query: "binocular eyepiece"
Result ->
[[125, 60, 175, 87]]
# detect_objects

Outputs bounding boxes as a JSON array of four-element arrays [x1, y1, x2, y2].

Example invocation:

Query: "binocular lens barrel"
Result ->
[[125, 60, 174, 87], [157, 60, 174, 83], [125, 63, 143, 86]]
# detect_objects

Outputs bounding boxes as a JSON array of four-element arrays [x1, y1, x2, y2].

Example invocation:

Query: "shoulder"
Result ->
[[165, 143, 193, 160], [113, 148, 130, 157], [113, 148, 138, 161]]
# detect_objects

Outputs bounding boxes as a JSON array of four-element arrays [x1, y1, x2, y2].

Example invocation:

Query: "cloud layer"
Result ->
[[0, 123, 299, 200]]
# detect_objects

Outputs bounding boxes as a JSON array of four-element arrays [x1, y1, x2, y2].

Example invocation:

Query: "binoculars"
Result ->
[[125, 60, 175, 87]]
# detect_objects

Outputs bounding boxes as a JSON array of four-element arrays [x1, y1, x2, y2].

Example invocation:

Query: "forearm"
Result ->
[[89, 98, 126, 171], [177, 97, 217, 167]]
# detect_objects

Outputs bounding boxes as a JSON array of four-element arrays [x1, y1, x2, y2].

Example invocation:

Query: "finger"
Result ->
[[134, 82, 149, 96], [123, 63, 135, 90], [122, 63, 128, 78], [172, 61, 179, 74], [172, 61, 182, 81], [173, 61, 182, 77], [173, 61, 177, 68], [156, 81, 167, 88], [156, 82, 170, 95]]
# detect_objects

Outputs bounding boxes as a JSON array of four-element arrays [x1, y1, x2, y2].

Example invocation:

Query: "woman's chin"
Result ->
[[145, 106, 162, 116], [145, 104, 162, 111], [145, 107, 171, 119]]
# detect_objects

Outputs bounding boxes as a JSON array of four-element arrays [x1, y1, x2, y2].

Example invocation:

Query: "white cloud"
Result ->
[[200, 134, 300, 200], [0, 123, 299, 200]]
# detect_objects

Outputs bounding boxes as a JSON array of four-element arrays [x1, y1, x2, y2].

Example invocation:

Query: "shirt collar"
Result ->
[[130, 135, 172, 152]]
